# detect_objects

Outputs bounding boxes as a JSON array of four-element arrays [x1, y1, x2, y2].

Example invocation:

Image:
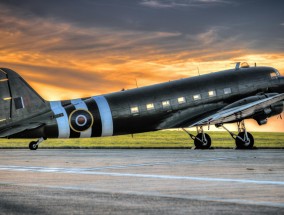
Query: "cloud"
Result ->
[[0, 2, 284, 102], [140, 0, 231, 8], [0, 6, 191, 98], [140, 0, 176, 8], [0, 2, 284, 131]]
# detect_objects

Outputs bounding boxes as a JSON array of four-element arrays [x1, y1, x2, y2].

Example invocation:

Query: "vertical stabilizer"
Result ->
[[0, 68, 48, 126]]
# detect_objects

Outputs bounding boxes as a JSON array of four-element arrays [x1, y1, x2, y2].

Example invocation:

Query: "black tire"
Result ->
[[194, 133, 211, 149], [29, 141, 38, 150], [235, 132, 254, 149]]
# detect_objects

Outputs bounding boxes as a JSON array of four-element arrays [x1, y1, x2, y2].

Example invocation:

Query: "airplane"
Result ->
[[0, 62, 284, 150]]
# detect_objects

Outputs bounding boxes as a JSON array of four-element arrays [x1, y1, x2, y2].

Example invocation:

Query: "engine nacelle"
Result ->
[[253, 101, 284, 125], [221, 93, 283, 126], [222, 93, 279, 111]]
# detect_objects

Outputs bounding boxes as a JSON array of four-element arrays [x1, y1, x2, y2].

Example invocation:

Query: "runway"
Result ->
[[0, 149, 284, 214]]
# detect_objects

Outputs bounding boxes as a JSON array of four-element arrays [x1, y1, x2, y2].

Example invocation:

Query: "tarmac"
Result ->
[[0, 149, 284, 214]]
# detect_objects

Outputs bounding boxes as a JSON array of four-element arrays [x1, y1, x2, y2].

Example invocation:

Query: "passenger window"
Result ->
[[3, 97, 12, 101], [162, 100, 170, 108], [178, 97, 186, 104], [0, 78, 8, 82], [130, 106, 139, 114], [193, 94, 201, 100], [224, 88, 231, 95], [146, 103, 155, 110], [208, 90, 216, 97]]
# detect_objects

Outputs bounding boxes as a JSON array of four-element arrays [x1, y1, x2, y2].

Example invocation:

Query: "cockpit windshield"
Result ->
[[270, 69, 280, 79], [274, 69, 280, 76]]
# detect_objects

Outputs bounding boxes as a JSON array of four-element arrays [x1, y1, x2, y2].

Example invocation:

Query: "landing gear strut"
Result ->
[[182, 126, 211, 149], [218, 120, 254, 149], [29, 137, 46, 150]]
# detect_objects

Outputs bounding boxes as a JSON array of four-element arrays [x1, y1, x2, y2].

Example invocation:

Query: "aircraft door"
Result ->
[[0, 70, 11, 124]]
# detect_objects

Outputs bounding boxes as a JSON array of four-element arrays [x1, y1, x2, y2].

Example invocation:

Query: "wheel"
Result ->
[[29, 141, 38, 150], [194, 133, 211, 149], [235, 132, 254, 149]]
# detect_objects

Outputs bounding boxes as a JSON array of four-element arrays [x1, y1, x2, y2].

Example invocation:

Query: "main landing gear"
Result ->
[[182, 126, 211, 149], [29, 137, 46, 150], [217, 120, 254, 149], [183, 120, 254, 149]]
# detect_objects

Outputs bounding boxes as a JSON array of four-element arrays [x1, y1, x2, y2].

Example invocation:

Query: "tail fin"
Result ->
[[0, 68, 48, 125]]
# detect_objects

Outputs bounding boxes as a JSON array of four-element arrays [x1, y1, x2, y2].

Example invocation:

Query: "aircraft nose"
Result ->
[[279, 77, 284, 91]]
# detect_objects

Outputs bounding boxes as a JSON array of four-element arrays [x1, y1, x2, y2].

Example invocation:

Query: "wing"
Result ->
[[190, 93, 284, 127]]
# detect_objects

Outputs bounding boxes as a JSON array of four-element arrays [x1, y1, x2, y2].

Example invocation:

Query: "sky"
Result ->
[[0, 0, 284, 131]]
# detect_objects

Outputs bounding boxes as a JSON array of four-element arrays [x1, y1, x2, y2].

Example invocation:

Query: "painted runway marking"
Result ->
[[1, 165, 284, 186], [0, 156, 239, 172]]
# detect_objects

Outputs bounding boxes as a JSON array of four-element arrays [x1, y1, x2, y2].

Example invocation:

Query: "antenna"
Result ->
[[197, 66, 200, 76], [135, 79, 138, 88], [255, 62, 256, 67]]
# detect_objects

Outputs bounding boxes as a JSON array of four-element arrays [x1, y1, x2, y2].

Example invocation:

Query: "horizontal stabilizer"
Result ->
[[0, 123, 44, 137]]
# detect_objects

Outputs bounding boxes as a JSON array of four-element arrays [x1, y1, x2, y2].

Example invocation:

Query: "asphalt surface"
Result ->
[[0, 149, 284, 214]]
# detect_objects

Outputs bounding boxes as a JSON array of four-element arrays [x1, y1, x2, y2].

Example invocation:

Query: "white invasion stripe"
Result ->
[[71, 99, 92, 138], [50, 101, 70, 138], [92, 96, 113, 136], [1, 165, 284, 186]]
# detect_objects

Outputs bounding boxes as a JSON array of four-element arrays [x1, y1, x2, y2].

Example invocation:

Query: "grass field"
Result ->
[[1, 131, 284, 148]]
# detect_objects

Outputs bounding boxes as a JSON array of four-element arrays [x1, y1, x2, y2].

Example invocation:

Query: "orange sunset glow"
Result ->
[[1, 0, 284, 131]]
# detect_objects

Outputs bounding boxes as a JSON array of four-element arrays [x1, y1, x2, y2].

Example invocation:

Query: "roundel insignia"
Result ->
[[69, 109, 94, 132]]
